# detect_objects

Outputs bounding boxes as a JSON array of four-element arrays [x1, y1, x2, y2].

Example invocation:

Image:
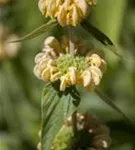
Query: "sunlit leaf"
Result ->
[[9, 19, 57, 42], [41, 82, 80, 150]]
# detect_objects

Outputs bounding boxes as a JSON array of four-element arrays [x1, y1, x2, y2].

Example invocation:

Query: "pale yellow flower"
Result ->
[[34, 36, 106, 91], [38, 0, 97, 26]]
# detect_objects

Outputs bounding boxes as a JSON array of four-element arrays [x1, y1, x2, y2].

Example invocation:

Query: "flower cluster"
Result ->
[[38, 0, 97, 26], [34, 36, 106, 91], [51, 113, 111, 150], [0, 24, 21, 60]]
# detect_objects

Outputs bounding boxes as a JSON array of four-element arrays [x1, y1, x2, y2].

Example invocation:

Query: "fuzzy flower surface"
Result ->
[[38, 0, 97, 26], [34, 36, 106, 91]]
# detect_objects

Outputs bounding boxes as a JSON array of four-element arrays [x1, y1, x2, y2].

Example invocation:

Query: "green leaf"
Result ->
[[81, 20, 114, 46], [41, 82, 80, 150], [81, 20, 130, 62], [9, 19, 57, 42], [95, 88, 135, 130]]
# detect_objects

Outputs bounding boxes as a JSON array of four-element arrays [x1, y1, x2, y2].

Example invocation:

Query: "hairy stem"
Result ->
[[68, 26, 75, 56], [72, 111, 77, 135]]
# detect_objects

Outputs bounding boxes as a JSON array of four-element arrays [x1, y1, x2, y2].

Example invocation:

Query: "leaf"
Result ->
[[41, 82, 80, 150], [9, 19, 57, 42], [81, 20, 114, 46], [81, 20, 130, 62], [95, 88, 135, 130]]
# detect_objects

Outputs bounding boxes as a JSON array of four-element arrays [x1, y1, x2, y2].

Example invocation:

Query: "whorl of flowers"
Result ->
[[38, 0, 97, 26], [51, 113, 111, 150], [34, 36, 106, 91], [0, 24, 21, 60]]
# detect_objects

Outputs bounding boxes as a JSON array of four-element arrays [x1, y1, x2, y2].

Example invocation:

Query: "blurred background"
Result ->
[[0, 0, 135, 150]]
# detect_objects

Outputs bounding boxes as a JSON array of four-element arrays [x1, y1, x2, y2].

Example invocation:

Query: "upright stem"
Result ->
[[72, 111, 77, 135], [68, 27, 77, 134], [68, 26, 75, 56]]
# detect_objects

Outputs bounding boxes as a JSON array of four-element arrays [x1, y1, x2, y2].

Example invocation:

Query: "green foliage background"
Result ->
[[0, 0, 135, 150]]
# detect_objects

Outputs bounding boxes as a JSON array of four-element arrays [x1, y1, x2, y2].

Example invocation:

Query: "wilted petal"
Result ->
[[72, 6, 80, 26], [47, 0, 57, 18], [100, 59, 107, 71], [57, 6, 67, 26], [44, 36, 61, 54], [90, 66, 103, 85], [63, 0, 72, 10], [75, 0, 88, 16], [38, 0, 47, 15], [68, 67, 77, 84], [60, 76, 67, 91], [88, 54, 102, 67], [33, 65, 41, 79], [43, 48, 57, 59], [34, 52, 45, 63], [81, 70, 92, 87]]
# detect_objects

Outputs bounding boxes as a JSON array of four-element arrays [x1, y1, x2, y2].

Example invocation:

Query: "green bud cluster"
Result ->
[[57, 54, 89, 74]]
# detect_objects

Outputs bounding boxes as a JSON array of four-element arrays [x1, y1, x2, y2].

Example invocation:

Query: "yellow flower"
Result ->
[[38, 0, 97, 26], [34, 36, 106, 91]]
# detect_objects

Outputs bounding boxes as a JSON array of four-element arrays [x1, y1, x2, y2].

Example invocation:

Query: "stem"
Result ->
[[68, 26, 75, 56], [72, 111, 77, 135]]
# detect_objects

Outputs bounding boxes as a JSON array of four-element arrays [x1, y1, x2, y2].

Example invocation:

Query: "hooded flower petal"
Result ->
[[60, 76, 67, 91], [68, 67, 77, 85], [38, 0, 92, 26], [57, 6, 67, 27], [90, 66, 103, 85], [81, 70, 92, 87]]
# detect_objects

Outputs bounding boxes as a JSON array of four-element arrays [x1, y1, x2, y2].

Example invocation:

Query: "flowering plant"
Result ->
[[9, 1, 135, 150]]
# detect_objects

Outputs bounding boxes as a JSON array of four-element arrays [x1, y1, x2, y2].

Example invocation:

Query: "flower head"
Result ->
[[34, 36, 106, 91], [38, 0, 97, 26]]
